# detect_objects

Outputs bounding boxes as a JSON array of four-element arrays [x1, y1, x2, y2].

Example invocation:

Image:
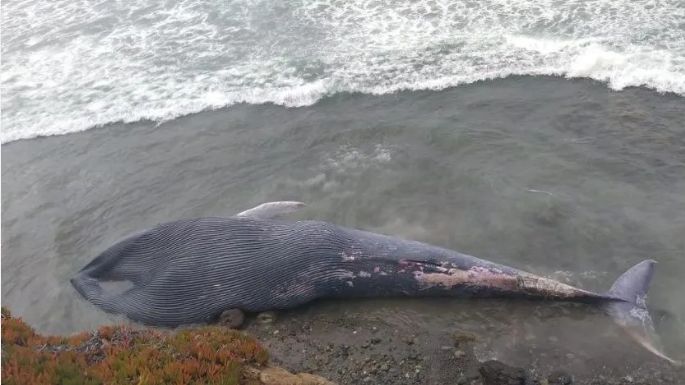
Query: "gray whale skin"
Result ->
[[72, 201, 677, 363]]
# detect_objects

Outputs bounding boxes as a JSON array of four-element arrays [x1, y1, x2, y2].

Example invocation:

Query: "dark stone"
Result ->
[[479, 360, 536, 385], [218, 308, 244, 328]]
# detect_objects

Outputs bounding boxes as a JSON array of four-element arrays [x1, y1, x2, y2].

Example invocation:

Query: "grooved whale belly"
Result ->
[[73, 217, 356, 326]]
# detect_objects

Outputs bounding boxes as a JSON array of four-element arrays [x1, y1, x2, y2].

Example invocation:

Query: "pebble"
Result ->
[[218, 309, 244, 328], [452, 330, 477, 346], [257, 311, 276, 325]]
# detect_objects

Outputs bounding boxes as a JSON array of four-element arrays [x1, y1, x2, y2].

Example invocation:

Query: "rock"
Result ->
[[479, 360, 534, 385], [258, 311, 277, 325], [548, 370, 573, 385], [259, 366, 336, 385], [452, 330, 478, 346], [218, 308, 244, 328], [454, 350, 466, 359], [297, 373, 336, 385]]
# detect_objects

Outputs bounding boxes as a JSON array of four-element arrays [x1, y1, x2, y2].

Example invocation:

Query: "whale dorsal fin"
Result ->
[[235, 201, 306, 219]]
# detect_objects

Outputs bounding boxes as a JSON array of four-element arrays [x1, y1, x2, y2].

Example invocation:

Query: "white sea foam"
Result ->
[[2, 0, 684, 143], [325, 144, 393, 174]]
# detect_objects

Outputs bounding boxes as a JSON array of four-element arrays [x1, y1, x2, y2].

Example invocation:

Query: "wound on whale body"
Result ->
[[71, 201, 677, 364]]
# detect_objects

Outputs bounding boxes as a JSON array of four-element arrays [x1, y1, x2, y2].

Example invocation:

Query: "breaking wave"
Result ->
[[2, 0, 684, 143]]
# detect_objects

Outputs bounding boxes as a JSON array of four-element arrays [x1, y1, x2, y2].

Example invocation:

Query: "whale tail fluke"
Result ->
[[605, 260, 679, 364]]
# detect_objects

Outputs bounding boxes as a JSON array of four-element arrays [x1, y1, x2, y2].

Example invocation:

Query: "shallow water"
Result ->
[[2, 76, 685, 365]]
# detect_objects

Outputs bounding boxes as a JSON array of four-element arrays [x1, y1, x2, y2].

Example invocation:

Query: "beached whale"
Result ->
[[72, 201, 676, 363]]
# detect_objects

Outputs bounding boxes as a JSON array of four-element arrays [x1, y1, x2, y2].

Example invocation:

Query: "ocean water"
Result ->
[[2, 0, 684, 143]]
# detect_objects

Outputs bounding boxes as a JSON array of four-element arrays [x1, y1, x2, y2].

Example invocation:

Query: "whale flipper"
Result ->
[[235, 201, 306, 219], [605, 260, 679, 365]]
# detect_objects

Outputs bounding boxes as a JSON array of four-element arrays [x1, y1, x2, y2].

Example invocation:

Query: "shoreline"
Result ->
[[3, 306, 683, 385], [3, 74, 683, 146], [244, 299, 684, 385]]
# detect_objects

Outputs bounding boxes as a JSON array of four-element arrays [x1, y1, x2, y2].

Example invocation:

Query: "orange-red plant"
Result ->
[[1, 308, 268, 385]]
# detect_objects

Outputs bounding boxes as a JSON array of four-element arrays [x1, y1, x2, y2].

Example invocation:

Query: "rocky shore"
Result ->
[[3, 306, 682, 385], [244, 304, 684, 385]]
